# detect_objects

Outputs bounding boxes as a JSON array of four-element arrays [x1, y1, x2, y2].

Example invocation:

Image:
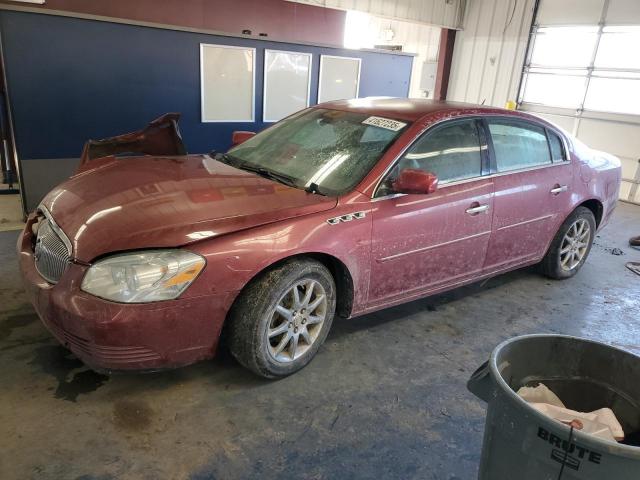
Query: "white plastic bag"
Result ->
[[517, 384, 625, 442], [517, 383, 565, 408]]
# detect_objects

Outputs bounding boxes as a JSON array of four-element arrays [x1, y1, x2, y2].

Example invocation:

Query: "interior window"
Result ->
[[547, 130, 566, 162], [395, 120, 483, 184], [489, 121, 552, 172]]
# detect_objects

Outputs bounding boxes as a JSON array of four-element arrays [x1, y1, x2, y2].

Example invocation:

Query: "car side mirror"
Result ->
[[231, 131, 256, 147], [392, 169, 438, 195]]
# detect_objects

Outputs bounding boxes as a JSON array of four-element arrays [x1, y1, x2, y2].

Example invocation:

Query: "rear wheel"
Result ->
[[227, 258, 336, 378], [541, 206, 596, 279]]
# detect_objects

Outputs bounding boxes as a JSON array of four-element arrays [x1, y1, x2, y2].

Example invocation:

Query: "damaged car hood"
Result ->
[[41, 155, 337, 262]]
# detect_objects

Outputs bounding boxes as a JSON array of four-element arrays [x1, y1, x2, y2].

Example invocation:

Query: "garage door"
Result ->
[[519, 0, 640, 205]]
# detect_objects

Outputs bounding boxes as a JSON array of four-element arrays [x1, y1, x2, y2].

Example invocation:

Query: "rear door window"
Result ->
[[488, 120, 552, 172], [547, 130, 566, 162]]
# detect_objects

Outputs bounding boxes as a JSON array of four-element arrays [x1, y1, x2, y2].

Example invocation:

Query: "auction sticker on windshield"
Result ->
[[362, 116, 407, 131]]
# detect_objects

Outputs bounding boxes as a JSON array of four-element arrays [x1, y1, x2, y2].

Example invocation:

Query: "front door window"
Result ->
[[378, 120, 485, 196]]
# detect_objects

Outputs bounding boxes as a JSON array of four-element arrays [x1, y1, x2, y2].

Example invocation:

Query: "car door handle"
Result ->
[[550, 185, 568, 195], [466, 204, 490, 215]]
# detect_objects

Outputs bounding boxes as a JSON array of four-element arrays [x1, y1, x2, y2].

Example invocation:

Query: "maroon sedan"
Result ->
[[18, 99, 621, 378]]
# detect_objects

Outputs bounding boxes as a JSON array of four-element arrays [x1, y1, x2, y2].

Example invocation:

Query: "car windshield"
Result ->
[[227, 108, 409, 196]]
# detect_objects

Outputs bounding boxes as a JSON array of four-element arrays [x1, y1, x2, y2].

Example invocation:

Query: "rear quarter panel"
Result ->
[[569, 136, 622, 229]]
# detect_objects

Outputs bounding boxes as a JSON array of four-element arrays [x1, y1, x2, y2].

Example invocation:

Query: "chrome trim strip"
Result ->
[[38, 204, 73, 256], [487, 160, 568, 179], [326, 211, 366, 225], [377, 230, 491, 263], [495, 214, 555, 232], [371, 192, 407, 202]]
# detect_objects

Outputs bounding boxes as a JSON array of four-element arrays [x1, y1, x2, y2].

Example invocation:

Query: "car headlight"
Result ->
[[81, 250, 206, 303]]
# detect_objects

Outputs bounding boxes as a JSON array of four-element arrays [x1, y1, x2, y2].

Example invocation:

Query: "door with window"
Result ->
[[483, 119, 573, 272], [368, 119, 494, 306]]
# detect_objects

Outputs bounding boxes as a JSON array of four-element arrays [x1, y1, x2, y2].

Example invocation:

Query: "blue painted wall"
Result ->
[[1, 10, 414, 161]]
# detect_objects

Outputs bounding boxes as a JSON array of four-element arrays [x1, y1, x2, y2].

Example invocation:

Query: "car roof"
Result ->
[[317, 97, 526, 124]]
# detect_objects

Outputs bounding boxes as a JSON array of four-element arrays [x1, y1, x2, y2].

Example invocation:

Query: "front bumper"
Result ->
[[18, 226, 235, 372]]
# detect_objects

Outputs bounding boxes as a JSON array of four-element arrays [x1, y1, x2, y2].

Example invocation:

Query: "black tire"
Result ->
[[227, 258, 336, 379], [541, 206, 596, 280]]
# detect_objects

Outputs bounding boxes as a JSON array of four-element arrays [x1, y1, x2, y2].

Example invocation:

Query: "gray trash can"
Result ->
[[468, 334, 640, 479]]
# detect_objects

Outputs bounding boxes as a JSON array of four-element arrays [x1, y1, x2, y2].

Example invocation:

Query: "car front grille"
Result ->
[[34, 216, 71, 284]]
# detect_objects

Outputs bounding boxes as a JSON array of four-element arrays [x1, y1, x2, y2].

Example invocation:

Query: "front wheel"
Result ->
[[227, 258, 336, 378], [541, 206, 596, 279]]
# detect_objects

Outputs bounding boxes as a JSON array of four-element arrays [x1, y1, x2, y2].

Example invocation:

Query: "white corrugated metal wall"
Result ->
[[344, 12, 442, 98], [287, 0, 465, 29], [446, 0, 536, 108]]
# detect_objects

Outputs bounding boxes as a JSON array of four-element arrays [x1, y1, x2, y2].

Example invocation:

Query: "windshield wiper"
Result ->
[[215, 154, 326, 195], [236, 162, 307, 190], [213, 152, 242, 166]]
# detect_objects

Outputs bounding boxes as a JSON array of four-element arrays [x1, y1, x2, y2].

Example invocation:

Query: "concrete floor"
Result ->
[[0, 192, 24, 232], [1, 202, 639, 480]]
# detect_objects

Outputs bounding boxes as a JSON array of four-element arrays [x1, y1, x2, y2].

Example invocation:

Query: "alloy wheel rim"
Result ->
[[560, 218, 591, 271], [266, 279, 327, 363]]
